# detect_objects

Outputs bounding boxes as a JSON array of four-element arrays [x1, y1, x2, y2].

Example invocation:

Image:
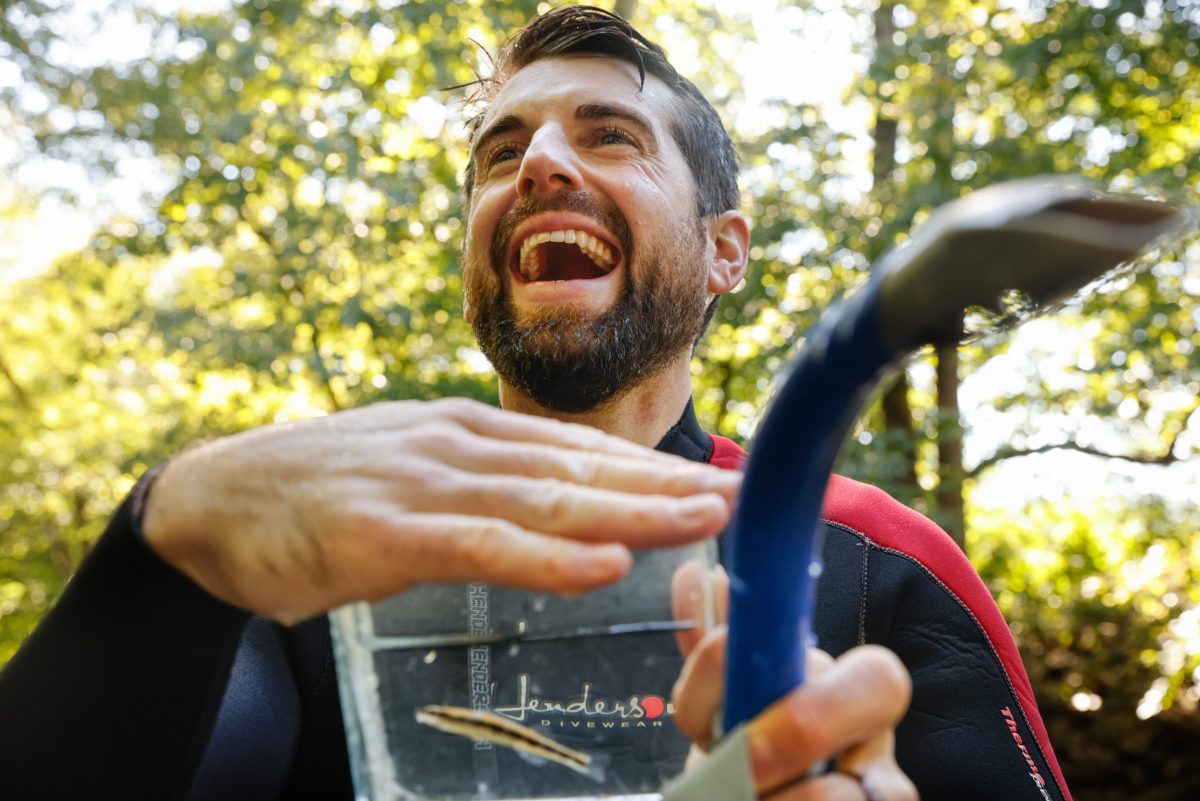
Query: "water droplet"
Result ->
[[808, 559, 824, 579]]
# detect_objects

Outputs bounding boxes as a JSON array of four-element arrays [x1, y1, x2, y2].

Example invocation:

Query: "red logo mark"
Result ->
[[640, 695, 665, 719]]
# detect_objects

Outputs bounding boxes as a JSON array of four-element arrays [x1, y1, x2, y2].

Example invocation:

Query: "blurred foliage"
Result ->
[[2, 0, 1199, 794], [973, 498, 1200, 799]]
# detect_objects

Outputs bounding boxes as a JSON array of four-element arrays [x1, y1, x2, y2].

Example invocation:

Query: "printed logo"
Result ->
[[494, 673, 673, 729], [1000, 707, 1053, 801], [467, 584, 493, 752]]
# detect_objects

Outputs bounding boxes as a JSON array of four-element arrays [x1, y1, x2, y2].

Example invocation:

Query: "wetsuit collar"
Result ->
[[653, 399, 714, 464]]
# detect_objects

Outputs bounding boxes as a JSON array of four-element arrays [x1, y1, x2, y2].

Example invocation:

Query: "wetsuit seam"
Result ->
[[856, 536, 868, 646], [821, 517, 1066, 801]]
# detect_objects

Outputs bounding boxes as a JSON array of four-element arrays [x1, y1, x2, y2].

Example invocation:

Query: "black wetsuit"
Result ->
[[0, 403, 1071, 800]]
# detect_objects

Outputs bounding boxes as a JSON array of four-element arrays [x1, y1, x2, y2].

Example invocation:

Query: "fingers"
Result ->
[[672, 626, 728, 749], [766, 773, 865, 801], [671, 560, 729, 657], [746, 646, 912, 795], [405, 473, 731, 549], [805, 648, 836, 679], [146, 397, 744, 621], [673, 637, 835, 753], [335, 511, 634, 602], [769, 754, 917, 801], [835, 733, 918, 801], [674, 643, 914, 801], [430, 430, 741, 504]]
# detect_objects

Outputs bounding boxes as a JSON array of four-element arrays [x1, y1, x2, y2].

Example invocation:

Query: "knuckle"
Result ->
[[659, 464, 704, 495], [537, 541, 601, 588], [625, 501, 663, 532], [533, 478, 577, 521], [408, 423, 468, 455], [854, 645, 913, 712], [779, 691, 836, 759], [395, 459, 458, 501], [431, 396, 480, 420], [457, 519, 520, 572], [560, 452, 603, 486]]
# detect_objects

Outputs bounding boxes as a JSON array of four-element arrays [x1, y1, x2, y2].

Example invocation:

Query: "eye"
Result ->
[[483, 142, 524, 170], [598, 127, 635, 147]]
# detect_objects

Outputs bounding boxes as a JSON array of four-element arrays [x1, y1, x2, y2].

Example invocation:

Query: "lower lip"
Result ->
[[509, 263, 623, 308]]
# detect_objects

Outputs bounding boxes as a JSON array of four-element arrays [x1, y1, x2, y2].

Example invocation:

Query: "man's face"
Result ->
[[462, 56, 713, 413]]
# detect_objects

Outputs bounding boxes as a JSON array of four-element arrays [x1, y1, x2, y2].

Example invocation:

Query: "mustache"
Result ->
[[489, 190, 635, 274]]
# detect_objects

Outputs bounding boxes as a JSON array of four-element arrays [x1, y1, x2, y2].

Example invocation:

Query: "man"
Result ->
[[0, 6, 1065, 801]]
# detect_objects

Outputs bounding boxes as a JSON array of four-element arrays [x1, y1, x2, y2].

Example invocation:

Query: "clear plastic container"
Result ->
[[330, 541, 716, 801]]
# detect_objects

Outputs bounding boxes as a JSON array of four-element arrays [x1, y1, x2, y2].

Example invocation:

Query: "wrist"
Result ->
[[140, 441, 216, 569]]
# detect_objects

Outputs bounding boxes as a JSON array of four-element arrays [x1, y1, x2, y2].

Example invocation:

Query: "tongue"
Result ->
[[537, 242, 608, 281]]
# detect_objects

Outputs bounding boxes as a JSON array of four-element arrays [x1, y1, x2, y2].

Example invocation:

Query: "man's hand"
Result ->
[[672, 563, 917, 800], [143, 398, 740, 624]]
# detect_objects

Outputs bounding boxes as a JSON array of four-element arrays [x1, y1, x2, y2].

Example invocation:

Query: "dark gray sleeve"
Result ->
[[0, 473, 250, 799]]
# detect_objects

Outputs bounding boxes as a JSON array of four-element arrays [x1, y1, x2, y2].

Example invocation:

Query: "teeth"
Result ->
[[520, 239, 542, 280], [517, 229, 616, 280]]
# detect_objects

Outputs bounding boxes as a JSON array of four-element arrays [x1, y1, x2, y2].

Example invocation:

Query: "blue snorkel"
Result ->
[[721, 177, 1192, 732]]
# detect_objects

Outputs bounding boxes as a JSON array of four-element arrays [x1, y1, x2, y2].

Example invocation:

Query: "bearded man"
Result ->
[[0, 6, 1068, 801]]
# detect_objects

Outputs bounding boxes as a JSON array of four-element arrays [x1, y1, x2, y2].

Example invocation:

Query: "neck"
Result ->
[[498, 353, 695, 447]]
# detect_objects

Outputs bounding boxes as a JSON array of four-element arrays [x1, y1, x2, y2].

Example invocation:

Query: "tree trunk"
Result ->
[[871, 2, 919, 496], [935, 343, 965, 548], [925, 30, 966, 549]]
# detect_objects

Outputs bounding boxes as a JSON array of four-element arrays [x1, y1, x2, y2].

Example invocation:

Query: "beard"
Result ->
[[465, 190, 711, 414]]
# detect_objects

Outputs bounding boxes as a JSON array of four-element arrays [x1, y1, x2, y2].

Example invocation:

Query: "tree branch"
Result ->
[[970, 402, 1198, 477], [308, 323, 344, 413], [0, 348, 34, 410], [969, 436, 1186, 477]]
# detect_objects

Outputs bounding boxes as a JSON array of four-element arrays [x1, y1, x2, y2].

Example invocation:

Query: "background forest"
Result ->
[[2, 0, 1199, 797]]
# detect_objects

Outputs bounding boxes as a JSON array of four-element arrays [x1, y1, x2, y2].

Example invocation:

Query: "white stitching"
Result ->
[[821, 518, 1068, 801]]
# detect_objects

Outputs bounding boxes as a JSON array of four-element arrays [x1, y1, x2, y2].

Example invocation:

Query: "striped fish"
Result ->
[[415, 704, 597, 778]]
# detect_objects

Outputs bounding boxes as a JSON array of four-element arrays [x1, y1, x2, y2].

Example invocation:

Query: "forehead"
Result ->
[[477, 55, 678, 138]]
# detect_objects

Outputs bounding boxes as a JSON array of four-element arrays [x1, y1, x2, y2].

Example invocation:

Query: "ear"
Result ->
[[463, 292, 475, 325], [706, 210, 750, 295]]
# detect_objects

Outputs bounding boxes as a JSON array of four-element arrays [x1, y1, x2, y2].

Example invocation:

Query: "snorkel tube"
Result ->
[[721, 177, 1192, 731]]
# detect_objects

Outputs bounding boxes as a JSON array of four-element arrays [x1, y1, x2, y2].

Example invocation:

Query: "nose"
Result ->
[[516, 124, 583, 198]]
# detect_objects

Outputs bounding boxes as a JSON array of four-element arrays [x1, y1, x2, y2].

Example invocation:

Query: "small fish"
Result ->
[[415, 704, 595, 777]]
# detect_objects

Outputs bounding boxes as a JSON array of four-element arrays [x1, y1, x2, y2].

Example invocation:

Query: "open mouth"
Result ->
[[512, 229, 621, 283]]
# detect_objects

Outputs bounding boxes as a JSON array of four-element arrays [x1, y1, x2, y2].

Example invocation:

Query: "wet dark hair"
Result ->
[[462, 5, 739, 219]]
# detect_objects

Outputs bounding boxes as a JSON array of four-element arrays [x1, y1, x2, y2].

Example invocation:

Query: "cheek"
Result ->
[[626, 182, 700, 252], [460, 239, 502, 325], [464, 187, 514, 259]]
